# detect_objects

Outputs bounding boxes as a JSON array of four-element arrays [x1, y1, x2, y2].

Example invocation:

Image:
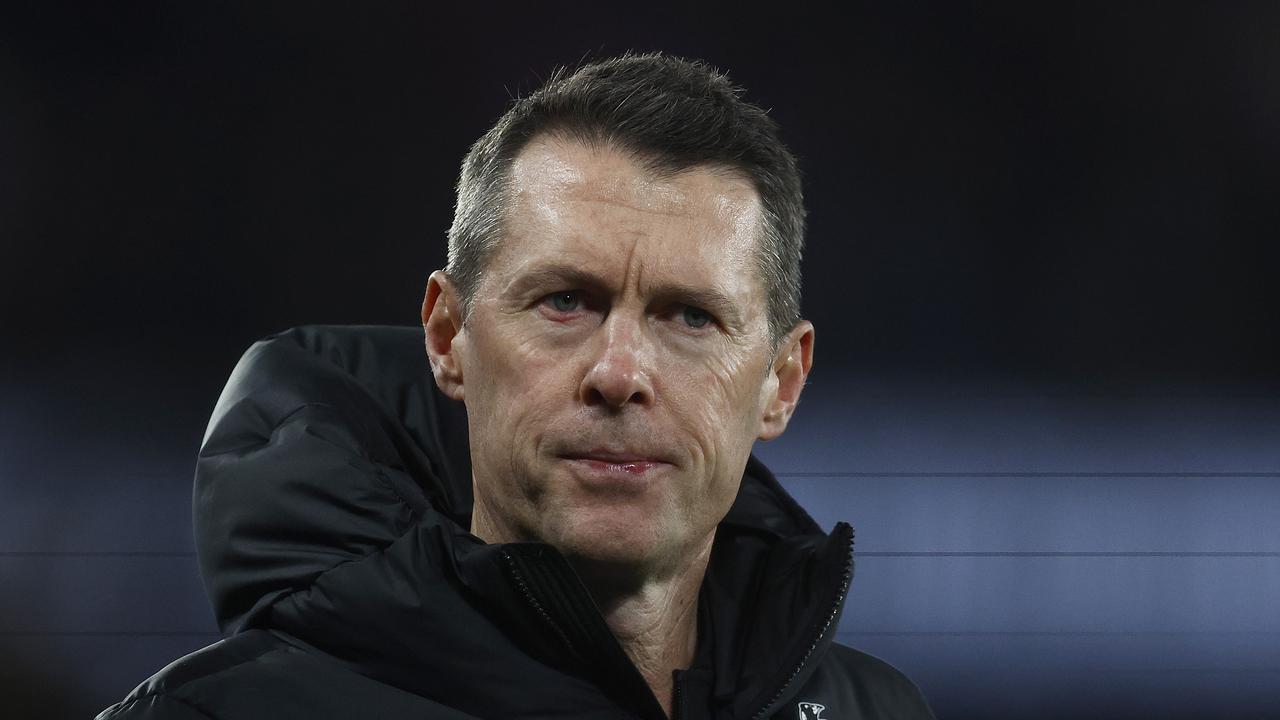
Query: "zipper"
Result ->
[[502, 546, 666, 720], [749, 525, 855, 720], [501, 548, 578, 656], [672, 671, 685, 720]]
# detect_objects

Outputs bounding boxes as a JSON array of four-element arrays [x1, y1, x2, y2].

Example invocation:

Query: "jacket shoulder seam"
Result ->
[[107, 690, 219, 720], [110, 638, 295, 719]]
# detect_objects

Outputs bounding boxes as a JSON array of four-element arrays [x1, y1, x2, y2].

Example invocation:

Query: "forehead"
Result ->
[[492, 136, 764, 297]]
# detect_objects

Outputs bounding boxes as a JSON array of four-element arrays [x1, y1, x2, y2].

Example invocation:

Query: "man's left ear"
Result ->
[[757, 320, 815, 441]]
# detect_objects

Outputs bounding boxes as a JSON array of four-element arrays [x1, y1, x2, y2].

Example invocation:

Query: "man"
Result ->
[[98, 53, 933, 719]]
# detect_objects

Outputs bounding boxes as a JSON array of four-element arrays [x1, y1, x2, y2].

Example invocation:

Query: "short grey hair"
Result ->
[[447, 52, 806, 346]]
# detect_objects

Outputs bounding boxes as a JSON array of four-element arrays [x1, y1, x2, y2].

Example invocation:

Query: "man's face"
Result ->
[[428, 136, 807, 576]]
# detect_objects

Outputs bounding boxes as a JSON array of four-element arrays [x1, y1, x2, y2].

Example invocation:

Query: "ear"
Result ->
[[757, 320, 815, 441], [422, 270, 467, 401]]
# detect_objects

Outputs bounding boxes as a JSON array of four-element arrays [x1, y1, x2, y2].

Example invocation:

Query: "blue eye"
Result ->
[[682, 306, 711, 329], [548, 292, 580, 313]]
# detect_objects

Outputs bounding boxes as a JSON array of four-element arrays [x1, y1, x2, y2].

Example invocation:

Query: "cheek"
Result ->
[[669, 351, 765, 465], [668, 362, 760, 528], [466, 318, 572, 460]]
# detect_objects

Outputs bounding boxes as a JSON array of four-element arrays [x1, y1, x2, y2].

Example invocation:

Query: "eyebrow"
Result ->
[[503, 265, 613, 300], [502, 263, 747, 329]]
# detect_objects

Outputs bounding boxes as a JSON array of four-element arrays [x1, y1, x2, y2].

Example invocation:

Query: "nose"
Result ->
[[579, 314, 655, 409]]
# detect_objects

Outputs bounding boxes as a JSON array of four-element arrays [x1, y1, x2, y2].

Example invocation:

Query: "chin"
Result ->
[[543, 512, 674, 571]]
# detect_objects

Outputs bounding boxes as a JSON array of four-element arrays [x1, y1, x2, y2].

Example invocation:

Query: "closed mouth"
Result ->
[[557, 449, 675, 477]]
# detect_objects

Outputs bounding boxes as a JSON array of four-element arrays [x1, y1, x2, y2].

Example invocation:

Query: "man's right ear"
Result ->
[[422, 270, 467, 402]]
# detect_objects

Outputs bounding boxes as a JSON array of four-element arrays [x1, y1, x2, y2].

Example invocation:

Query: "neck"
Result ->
[[471, 498, 712, 718], [576, 536, 713, 718]]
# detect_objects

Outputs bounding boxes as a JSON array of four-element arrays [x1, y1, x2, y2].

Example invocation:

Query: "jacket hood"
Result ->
[[195, 325, 853, 718]]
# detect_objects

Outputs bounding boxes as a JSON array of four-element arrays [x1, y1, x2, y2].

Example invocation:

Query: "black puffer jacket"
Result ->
[[97, 326, 934, 720]]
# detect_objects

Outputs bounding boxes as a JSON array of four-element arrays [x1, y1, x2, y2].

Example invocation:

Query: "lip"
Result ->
[[558, 450, 674, 481], [560, 445, 675, 463], [566, 457, 666, 474]]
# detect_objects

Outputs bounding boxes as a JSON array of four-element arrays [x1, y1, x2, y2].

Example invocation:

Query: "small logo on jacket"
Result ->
[[798, 701, 827, 720]]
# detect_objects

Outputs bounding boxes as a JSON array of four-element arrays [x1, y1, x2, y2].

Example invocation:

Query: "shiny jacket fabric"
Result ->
[[97, 326, 934, 720]]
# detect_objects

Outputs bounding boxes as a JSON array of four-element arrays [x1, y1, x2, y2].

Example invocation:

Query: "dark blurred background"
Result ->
[[2, 2, 1278, 719]]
